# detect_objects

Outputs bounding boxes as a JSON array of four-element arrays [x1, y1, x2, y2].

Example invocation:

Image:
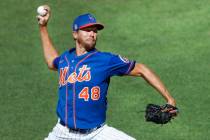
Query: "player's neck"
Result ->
[[75, 46, 87, 56], [74, 41, 87, 56]]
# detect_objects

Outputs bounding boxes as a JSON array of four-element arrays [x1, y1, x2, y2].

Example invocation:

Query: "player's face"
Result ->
[[75, 26, 98, 50]]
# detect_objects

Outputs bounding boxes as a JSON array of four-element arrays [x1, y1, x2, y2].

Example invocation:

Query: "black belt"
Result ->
[[59, 120, 104, 134]]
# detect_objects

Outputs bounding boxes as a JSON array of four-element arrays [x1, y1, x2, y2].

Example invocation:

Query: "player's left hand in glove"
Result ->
[[145, 103, 178, 124]]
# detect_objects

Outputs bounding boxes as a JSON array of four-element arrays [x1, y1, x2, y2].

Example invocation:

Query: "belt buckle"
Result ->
[[69, 125, 102, 134], [69, 128, 92, 134]]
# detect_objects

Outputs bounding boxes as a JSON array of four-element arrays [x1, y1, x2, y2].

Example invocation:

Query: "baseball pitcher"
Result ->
[[36, 5, 178, 140]]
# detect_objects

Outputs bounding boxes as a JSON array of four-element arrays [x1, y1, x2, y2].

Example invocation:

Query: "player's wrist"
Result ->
[[39, 23, 48, 27], [39, 25, 48, 32], [167, 98, 176, 106]]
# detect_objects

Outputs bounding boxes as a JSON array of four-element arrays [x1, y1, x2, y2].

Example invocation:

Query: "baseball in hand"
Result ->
[[37, 6, 48, 16]]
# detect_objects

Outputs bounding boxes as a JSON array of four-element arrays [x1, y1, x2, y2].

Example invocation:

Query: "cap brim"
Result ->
[[79, 23, 104, 30]]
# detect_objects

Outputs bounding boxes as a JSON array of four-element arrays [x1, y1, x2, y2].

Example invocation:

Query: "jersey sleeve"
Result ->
[[53, 56, 60, 69], [108, 54, 136, 77]]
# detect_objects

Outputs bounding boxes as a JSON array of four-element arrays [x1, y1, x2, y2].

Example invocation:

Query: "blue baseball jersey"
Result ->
[[53, 48, 135, 129]]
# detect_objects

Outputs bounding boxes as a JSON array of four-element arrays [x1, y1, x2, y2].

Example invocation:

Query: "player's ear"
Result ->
[[72, 31, 78, 40]]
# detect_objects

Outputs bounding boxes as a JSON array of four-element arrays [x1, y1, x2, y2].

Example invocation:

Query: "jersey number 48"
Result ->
[[79, 86, 100, 101]]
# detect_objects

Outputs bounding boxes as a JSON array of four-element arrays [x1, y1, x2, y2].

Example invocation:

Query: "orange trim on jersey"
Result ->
[[64, 56, 70, 127], [73, 51, 98, 129]]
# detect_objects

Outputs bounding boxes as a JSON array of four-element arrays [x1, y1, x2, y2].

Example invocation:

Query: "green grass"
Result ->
[[0, 0, 210, 139]]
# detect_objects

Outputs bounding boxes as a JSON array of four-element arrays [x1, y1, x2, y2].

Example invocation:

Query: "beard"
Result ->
[[78, 37, 97, 51]]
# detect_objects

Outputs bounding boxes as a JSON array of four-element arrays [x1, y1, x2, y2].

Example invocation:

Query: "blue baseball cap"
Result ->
[[72, 13, 104, 31]]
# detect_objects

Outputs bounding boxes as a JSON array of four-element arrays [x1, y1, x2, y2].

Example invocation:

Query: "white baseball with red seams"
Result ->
[[37, 6, 48, 16]]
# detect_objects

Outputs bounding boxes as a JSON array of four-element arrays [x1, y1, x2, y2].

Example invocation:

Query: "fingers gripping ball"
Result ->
[[145, 104, 178, 124], [36, 5, 50, 26], [37, 5, 49, 16]]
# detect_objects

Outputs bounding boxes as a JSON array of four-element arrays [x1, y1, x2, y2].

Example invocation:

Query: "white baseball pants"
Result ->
[[44, 121, 136, 140]]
